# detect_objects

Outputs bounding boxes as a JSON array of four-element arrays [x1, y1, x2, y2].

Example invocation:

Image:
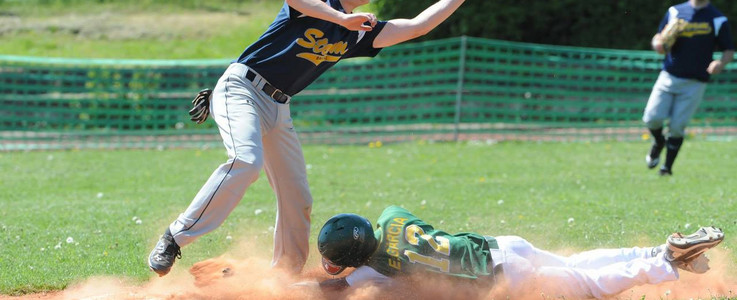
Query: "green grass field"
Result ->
[[1, 140, 735, 296], [2, 1, 737, 298]]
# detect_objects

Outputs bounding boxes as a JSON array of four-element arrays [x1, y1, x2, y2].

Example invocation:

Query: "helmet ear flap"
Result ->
[[322, 257, 346, 275]]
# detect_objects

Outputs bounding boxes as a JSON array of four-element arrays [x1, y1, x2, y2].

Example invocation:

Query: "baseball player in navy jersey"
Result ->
[[148, 0, 467, 277], [644, 0, 734, 176], [296, 206, 724, 299]]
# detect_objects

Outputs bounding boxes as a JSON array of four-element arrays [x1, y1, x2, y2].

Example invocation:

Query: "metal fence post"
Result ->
[[453, 36, 468, 142]]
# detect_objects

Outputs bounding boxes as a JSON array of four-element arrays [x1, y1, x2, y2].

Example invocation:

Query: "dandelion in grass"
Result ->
[[568, 218, 575, 224], [66, 237, 74, 244], [254, 209, 263, 215], [497, 199, 504, 205], [96, 192, 104, 199]]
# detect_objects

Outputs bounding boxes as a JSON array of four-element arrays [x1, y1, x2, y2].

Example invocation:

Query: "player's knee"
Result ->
[[668, 126, 686, 138], [228, 156, 264, 181], [643, 117, 664, 128], [499, 236, 535, 256]]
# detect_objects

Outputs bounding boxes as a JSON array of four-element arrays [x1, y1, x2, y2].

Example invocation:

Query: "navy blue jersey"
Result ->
[[658, 2, 735, 82], [236, 0, 387, 96]]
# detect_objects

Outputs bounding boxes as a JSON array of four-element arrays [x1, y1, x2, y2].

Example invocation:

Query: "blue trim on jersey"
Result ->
[[658, 2, 735, 82], [236, 0, 387, 96]]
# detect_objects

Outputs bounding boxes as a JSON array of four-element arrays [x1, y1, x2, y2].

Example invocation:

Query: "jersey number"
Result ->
[[403, 224, 451, 272]]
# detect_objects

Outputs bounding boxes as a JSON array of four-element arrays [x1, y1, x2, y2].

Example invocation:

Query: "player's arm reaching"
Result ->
[[290, 278, 349, 292], [285, 0, 377, 31], [373, 0, 465, 48], [291, 265, 391, 292]]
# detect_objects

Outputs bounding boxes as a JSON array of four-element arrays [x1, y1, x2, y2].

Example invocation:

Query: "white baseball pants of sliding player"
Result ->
[[494, 236, 678, 299], [168, 63, 313, 273]]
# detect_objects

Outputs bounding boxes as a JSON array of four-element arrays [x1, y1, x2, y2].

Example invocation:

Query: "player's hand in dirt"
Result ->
[[189, 257, 236, 287]]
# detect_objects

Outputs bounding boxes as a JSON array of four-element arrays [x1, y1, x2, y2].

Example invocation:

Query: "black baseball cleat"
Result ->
[[646, 142, 664, 169], [148, 229, 181, 277], [646, 155, 660, 169], [665, 226, 724, 264], [658, 167, 672, 176]]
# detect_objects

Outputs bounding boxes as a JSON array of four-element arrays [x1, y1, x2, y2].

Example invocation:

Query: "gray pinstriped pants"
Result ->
[[642, 70, 707, 138], [168, 63, 312, 273]]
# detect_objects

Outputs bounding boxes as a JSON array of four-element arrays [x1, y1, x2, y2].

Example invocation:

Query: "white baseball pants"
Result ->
[[642, 70, 707, 138], [168, 63, 313, 273], [495, 236, 678, 299]]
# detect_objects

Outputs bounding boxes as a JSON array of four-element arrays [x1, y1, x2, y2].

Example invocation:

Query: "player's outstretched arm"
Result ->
[[286, 0, 377, 31], [372, 0, 465, 48], [290, 278, 350, 292]]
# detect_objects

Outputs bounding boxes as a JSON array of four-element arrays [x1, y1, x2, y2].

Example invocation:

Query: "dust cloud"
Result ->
[[4, 246, 736, 300]]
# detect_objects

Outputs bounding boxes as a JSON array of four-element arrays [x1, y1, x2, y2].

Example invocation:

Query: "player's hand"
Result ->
[[340, 13, 377, 31], [707, 60, 725, 75], [651, 34, 666, 54]]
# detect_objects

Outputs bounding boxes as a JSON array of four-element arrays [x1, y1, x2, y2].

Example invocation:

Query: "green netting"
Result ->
[[2, 36, 736, 150]]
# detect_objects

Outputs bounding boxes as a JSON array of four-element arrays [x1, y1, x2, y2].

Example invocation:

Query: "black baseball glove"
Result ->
[[189, 88, 212, 124]]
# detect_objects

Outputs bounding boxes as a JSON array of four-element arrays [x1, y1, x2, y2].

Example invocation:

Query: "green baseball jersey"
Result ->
[[366, 205, 497, 279]]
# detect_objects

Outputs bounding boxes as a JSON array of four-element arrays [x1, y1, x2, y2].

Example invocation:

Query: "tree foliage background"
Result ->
[[373, 0, 737, 50]]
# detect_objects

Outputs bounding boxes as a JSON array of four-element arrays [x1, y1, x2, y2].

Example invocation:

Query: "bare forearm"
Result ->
[[373, 0, 465, 48], [721, 50, 735, 65], [412, 0, 465, 36], [286, 0, 343, 24], [286, 0, 376, 31]]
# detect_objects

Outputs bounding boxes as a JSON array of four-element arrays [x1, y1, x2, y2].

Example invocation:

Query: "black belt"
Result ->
[[245, 69, 291, 104]]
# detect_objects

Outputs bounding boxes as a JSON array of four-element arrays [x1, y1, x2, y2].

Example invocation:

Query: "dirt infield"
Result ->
[[3, 247, 735, 300]]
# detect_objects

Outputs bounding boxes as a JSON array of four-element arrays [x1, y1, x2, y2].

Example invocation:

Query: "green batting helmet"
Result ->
[[317, 213, 378, 275]]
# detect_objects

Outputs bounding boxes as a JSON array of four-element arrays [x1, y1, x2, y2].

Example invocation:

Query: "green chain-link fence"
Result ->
[[2, 36, 736, 150]]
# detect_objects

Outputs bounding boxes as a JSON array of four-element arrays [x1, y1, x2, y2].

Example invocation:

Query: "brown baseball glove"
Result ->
[[189, 88, 212, 124], [189, 257, 235, 287], [660, 19, 688, 53]]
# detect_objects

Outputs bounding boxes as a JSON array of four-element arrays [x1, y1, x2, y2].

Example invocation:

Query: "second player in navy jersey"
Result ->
[[644, 0, 734, 175]]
